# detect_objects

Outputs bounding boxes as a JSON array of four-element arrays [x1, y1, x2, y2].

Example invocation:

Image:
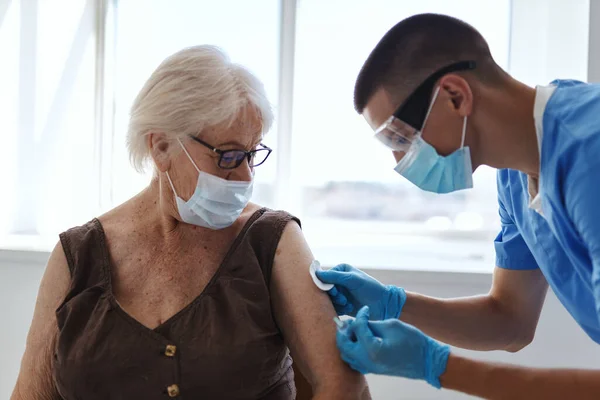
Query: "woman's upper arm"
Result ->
[[11, 241, 70, 400], [270, 221, 369, 399]]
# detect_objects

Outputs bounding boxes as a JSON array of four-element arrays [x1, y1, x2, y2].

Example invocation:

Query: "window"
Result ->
[[1, 0, 592, 271], [0, 0, 97, 249]]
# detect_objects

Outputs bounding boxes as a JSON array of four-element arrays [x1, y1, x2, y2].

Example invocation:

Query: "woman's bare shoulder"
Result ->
[[269, 223, 369, 398]]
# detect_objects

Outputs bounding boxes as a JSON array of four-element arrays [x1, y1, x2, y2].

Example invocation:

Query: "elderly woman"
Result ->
[[11, 46, 369, 400]]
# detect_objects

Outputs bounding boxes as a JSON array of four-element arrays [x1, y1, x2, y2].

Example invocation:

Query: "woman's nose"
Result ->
[[227, 160, 253, 182]]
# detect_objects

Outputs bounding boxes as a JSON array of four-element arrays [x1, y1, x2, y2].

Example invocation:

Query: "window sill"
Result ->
[[0, 233, 55, 251], [0, 248, 51, 267], [0, 230, 496, 275], [304, 223, 496, 274], [0, 247, 494, 286], [0, 234, 54, 267]]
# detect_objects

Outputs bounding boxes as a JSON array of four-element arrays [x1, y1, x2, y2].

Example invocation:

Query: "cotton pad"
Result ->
[[333, 316, 346, 329], [309, 260, 334, 291]]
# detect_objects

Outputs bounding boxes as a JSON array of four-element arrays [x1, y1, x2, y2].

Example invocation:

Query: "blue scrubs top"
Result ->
[[495, 80, 600, 343]]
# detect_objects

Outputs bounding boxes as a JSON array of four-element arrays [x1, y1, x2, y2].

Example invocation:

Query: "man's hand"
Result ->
[[316, 264, 406, 320], [336, 306, 451, 388]]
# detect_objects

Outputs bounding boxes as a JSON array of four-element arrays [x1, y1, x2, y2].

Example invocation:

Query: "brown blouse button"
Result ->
[[164, 344, 177, 357], [167, 384, 180, 397]]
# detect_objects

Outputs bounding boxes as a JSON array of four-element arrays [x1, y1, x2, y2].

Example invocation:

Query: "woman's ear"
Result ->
[[440, 75, 473, 118], [148, 133, 172, 173]]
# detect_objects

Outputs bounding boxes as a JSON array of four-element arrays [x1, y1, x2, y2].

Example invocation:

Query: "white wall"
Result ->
[[588, 0, 600, 83], [509, 0, 589, 86], [2, 251, 600, 400], [1, 251, 49, 400]]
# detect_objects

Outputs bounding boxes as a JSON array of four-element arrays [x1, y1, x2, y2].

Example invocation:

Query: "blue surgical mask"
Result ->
[[394, 88, 473, 194], [166, 139, 253, 229]]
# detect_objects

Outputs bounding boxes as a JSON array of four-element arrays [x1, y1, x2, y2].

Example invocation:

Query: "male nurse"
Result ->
[[317, 13, 600, 399]]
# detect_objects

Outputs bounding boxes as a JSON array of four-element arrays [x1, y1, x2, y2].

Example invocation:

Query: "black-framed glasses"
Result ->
[[374, 61, 476, 152], [188, 135, 273, 169]]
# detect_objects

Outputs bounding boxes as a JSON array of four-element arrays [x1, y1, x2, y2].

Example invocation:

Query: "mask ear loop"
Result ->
[[177, 138, 201, 173], [165, 138, 201, 198], [165, 171, 178, 197], [460, 116, 467, 148], [420, 86, 441, 134]]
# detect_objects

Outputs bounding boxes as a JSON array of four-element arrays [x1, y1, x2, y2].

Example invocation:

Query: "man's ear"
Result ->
[[148, 133, 171, 173], [440, 74, 473, 117]]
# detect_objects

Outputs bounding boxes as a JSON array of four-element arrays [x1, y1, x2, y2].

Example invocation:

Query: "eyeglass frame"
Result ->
[[188, 135, 273, 169], [373, 61, 476, 151]]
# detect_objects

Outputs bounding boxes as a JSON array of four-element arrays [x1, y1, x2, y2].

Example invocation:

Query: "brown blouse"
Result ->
[[53, 208, 300, 400]]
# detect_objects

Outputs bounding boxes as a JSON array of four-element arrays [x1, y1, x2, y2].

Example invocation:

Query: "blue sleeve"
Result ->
[[564, 156, 600, 320], [494, 171, 539, 270]]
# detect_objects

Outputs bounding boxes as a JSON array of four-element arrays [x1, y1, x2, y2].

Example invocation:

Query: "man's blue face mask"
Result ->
[[373, 61, 475, 194], [393, 87, 473, 194]]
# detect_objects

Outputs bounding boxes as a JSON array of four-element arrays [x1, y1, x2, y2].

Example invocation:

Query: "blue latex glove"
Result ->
[[315, 264, 406, 320], [336, 306, 450, 389]]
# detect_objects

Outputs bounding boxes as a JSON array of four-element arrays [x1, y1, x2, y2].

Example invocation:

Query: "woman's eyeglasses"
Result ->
[[188, 135, 272, 169]]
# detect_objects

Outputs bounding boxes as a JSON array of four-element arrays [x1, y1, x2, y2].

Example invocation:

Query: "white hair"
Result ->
[[127, 45, 274, 172]]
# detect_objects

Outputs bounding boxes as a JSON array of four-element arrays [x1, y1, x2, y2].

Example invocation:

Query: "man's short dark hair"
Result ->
[[354, 13, 506, 114]]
